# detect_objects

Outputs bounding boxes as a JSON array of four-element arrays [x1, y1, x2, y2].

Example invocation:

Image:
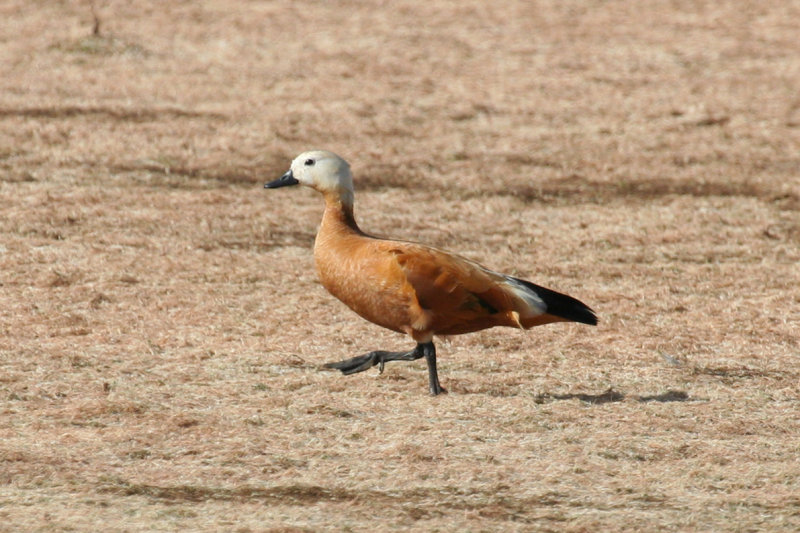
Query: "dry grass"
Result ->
[[2, 1, 799, 531]]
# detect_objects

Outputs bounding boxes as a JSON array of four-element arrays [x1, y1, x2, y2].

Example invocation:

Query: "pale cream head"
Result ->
[[290, 150, 354, 206]]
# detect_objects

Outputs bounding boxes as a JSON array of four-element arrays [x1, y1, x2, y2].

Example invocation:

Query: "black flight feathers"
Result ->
[[514, 277, 598, 326]]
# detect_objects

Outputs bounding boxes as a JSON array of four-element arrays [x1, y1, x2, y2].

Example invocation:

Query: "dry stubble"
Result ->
[[1, 1, 799, 531]]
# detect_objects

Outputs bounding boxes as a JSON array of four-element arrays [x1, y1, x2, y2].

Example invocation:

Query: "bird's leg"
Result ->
[[324, 341, 446, 396], [420, 341, 446, 396], [324, 347, 423, 375]]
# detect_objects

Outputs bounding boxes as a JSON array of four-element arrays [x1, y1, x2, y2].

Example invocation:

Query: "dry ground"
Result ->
[[1, 1, 799, 531]]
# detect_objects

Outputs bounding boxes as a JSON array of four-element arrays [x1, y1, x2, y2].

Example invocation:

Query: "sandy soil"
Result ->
[[1, 1, 799, 531]]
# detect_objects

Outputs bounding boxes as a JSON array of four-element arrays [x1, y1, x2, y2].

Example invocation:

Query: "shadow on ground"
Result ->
[[534, 388, 691, 404]]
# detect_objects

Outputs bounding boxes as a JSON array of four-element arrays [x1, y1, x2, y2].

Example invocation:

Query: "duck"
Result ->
[[265, 150, 597, 395]]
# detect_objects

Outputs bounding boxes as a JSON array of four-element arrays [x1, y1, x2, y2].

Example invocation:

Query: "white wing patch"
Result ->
[[503, 275, 547, 316]]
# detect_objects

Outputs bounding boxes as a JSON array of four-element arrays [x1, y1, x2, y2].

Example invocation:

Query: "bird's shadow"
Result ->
[[533, 388, 692, 404]]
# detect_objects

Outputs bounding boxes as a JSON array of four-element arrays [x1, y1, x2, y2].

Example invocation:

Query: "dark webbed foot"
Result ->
[[323, 349, 417, 375], [324, 341, 447, 396]]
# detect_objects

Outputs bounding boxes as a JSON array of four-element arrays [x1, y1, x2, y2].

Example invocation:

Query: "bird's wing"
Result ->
[[380, 241, 525, 333]]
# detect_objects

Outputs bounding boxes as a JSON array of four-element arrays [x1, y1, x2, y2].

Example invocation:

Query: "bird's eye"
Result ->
[[304, 159, 315, 166]]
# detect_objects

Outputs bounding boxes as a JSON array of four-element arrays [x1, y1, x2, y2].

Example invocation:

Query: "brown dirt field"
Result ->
[[2, 1, 799, 531]]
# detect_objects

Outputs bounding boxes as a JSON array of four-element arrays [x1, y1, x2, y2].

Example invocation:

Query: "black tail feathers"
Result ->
[[515, 278, 598, 326]]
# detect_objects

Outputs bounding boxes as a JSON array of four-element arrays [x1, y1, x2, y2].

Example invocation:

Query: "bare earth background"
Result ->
[[1, 1, 799, 531]]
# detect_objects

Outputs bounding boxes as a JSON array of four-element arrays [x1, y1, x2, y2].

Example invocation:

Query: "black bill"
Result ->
[[264, 170, 299, 189]]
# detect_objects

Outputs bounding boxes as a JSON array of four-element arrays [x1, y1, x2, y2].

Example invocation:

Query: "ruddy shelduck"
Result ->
[[265, 150, 597, 395]]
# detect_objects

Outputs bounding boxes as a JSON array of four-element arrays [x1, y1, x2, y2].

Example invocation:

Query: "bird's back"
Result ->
[[312, 202, 593, 340]]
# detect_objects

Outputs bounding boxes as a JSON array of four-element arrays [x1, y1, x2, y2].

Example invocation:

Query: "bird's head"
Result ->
[[265, 150, 354, 206]]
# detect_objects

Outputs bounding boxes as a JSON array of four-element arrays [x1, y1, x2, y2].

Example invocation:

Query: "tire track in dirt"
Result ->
[[0, 106, 226, 122], [98, 479, 577, 523], [335, 162, 799, 208]]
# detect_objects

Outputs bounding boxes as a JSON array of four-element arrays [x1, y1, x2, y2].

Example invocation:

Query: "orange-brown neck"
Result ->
[[314, 194, 369, 308], [319, 192, 362, 235]]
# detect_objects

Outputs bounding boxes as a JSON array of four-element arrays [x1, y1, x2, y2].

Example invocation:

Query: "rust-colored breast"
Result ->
[[314, 233, 416, 334]]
